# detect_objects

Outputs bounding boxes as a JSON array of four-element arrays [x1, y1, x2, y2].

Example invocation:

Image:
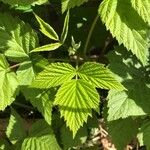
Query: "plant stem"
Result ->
[[9, 63, 21, 70], [83, 15, 99, 56], [75, 55, 79, 80]]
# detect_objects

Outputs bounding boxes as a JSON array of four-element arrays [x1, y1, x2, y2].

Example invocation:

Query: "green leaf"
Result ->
[[61, 11, 70, 43], [99, 0, 149, 65], [131, 0, 150, 25], [0, 0, 48, 5], [61, 0, 89, 13], [23, 88, 55, 125], [61, 125, 87, 150], [108, 118, 138, 150], [107, 90, 146, 121], [0, 13, 38, 62], [21, 120, 61, 150], [30, 43, 62, 53], [17, 61, 35, 86], [138, 121, 150, 149], [78, 62, 124, 90], [107, 46, 150, 120], [54, 79, 100, 137], [34, 13, 59, 41], [31, 63, 76, 89], [6, 108, 26, 145], [0, 54, 18, 110]]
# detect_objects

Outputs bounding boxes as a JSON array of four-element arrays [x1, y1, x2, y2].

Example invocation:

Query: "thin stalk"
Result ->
[[75, 55, 79, 80], [9, 63, 21, 70], [83, 15, 99, 56]]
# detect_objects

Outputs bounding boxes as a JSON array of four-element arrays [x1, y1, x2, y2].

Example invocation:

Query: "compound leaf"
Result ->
[[107, 46, 150, 120], [21, 120, 61, 150], [0, 54, 18, 110], [54, 79, 99, 137], [99, 0, 149, 65], [31, 63, 76, 89], [0, 13, 38, 62], [78, 62, 124, 90]]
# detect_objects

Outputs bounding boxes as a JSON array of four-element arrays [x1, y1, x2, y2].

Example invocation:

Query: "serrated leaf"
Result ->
[[61, 0, 89, 13], [31, 63, 76, 89], [21, 120, 61, 150], [54, 79, 100, 137], [108, 118, 138, 150], [99, 0, 149, 65], [17, 55, 49, 87], [107, 46, 150, 120], [6, 108, 26, 145], [23, 88, 55, 125], [34, 13, 59, 41], [0, 0, 48, 6], [0, 54, 18, 110], [17, 61, 35, 86], [61, 125, 87, 150], [78, 62, 124, 90], [107, 90, 146, 121], [131, 0, 150, 25], [0, 13, 38, 62], [61, 11, 69, 43], [30, 43, 62, 52]]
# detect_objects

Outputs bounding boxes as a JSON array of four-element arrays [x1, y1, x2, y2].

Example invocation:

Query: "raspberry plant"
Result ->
[[0, 0, 150, 149]]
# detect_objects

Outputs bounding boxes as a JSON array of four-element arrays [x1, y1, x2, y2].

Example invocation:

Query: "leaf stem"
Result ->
[[9, 63, 21, 70], [83, 15, 99, 56], [75, 55, 79, 80]]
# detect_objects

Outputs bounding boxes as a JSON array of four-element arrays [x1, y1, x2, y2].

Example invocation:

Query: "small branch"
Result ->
[[83, 15, 99, 56]]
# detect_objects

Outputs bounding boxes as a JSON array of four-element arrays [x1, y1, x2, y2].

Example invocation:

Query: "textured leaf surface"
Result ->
[[0, 0, 48, 5], [31, 63, 76, 88], [21, 120, 61, 150], [0, 13, 38, 62], [17, 61, 35, 86], [23, 88, 55, 125], [107, 46, 150, 120], [61, 0, 89, 13], [131, 0, 150, 25], [6, 109, 26, 145], [108, 118, 138, 150], [99, 0, 149, 65], [0, 54, 18, 110], [31, 43, 62, 52], [34, 13, 59, 41], [107, 90, 146, 121], [78, 62, 124, 90], [54, 79, 99, 137]]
